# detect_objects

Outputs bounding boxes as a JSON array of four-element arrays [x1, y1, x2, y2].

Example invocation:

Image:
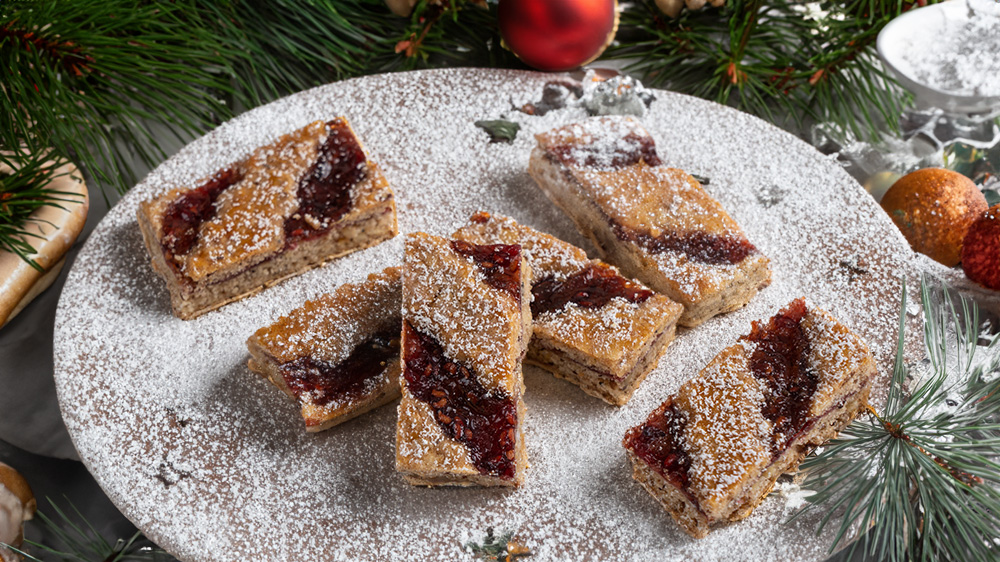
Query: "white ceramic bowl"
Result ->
[[878, 1, 1000, 114]]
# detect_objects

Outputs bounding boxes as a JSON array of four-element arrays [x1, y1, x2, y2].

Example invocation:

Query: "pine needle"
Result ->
[[793, 279, 1000, 562], [607, 0, 925, 139], [3, 497, 172, 562], [0, 152, 83, 271]]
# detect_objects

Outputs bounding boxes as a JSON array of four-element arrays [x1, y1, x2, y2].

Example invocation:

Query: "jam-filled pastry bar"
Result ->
[[453, 212, 683, 406], [622, 299, 876, 538], [246, 267, 402, 432], [528, 117, 771, 328], [396, 232, 531, 487], [137, 117, 398, 320]]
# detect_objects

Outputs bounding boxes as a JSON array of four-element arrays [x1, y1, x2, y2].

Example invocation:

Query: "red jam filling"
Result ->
[[613, 222, 757, 266], [740, 298, 817, 455], [402, 322, 518, 480], [285, 118, 367, 244], [280, 326, 399, 407], [449, 240, 522, 300], [532, 263, 653, 316], [623, 399, 691, 489], [160, 119, 368, 269], [160, 167, 242, 264], [549, 133, 662, 169]]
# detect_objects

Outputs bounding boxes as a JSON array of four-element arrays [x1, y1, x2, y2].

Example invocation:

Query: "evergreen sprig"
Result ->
[[0, 0, 942, 269], [0, 152, 82, 271], [1, 0, 238, 195], [608, 0, 927, 140], [795, 281, 1000, 562], [3, 497, 174, 562], [199, 1, 394, 107]]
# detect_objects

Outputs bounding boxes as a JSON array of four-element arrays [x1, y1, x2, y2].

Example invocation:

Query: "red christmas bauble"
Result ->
[[498, 0, 618, 72]]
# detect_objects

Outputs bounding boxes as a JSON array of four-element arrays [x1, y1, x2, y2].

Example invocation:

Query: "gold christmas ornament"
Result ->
[[385, 0, 419, 17], [862, 170, 901, 203], [656, 0, 723, 18]]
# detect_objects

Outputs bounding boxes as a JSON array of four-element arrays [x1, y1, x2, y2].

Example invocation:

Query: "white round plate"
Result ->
[[55, 68, 923, 561]]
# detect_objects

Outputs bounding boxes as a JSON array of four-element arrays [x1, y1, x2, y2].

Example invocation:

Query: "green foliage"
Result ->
[[0, 0, 936, 266], [198, 1, 394, 106], [464, 527, 532, 561], [0, 153, 83, 271], [608, 0, 930, 140], [3, 497, 174, 562], [795, 281, 1000, 562], [376, 1, 518, 71], [1, 0, 236, 195]]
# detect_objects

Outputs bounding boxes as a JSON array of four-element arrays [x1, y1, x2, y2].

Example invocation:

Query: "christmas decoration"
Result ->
[[879, 168, 988, 267], [386, 0, 421, 18], [0, 463, 34, 562], [475, 120, 521, 143], [578, 72, 656, 116], [795, 281, 1000, 562], [498, 0, 618, 71], [654, 0, 724, 19], [464, 527, 532, 561], [518, 80, 583, 116], [962, 204, 1000, 290]]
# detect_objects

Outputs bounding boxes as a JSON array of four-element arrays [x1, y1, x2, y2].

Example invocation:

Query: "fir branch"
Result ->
[[0, 152, 83, 271], [794, 280, 1000, 562], [609, 0, 932, 139], [0, 0, 238, 195], [4, 497, 173, 562]]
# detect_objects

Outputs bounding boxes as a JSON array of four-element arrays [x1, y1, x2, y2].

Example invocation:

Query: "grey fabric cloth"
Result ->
[[0, 189, 113, 459]]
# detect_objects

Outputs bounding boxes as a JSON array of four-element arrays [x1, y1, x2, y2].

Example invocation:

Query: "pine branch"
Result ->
[[609, 0, 931, 140], [3, 496, 174, 562], [373, 1, 519, 71], [201, 0, 396, 107], [0, 152, 83, 271], [0, 0, 238, 195], [793, 280, 1000, 562]]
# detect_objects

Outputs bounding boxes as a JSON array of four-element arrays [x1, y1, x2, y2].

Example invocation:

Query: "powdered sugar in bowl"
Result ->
[[877, 0, 1000, 114]]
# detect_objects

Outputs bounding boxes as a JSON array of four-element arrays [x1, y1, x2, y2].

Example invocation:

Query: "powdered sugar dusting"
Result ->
[[453, 212, 672, 367], [888, 1, 1000, 97], [54, 68, 924, 562], [402, 232, 522, 397], [678, 348, 771, 513], [252, 267, 401, 365]]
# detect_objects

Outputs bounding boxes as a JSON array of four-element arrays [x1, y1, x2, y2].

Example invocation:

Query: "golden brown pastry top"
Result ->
[[402, 232, 527, 398], [626, 300, 875, 519], [140, 118, 393, 283], [453, 211, 589, 285], [396, 393, 481, 477], [535, 117, 769, 303], [453, 211, 682, 368], [249, 267, 401, 365]]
